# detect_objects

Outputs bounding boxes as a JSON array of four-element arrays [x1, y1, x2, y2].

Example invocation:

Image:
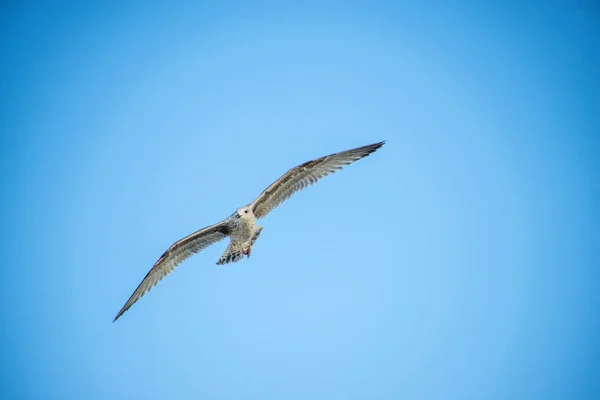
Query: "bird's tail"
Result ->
[[217, 243, 245, 265], [216, 226, 263, 265]]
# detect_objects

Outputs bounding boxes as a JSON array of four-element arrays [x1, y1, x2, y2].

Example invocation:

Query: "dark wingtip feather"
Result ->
[[372, 140, 385, 150], [356, 140, 385, 157], [113, 308, 127, 322]]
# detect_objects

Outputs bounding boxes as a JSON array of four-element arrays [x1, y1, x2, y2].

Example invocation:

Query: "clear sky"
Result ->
[[1, 1, 598, 399]]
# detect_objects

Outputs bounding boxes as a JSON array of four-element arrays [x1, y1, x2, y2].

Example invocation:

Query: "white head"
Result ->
[[236, 206, 255, 220]]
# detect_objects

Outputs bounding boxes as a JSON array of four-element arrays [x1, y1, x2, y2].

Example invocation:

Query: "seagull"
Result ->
[[114, 141, 385, 321]]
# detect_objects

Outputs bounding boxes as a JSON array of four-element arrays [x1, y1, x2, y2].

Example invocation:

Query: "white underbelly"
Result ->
[[229, 219, 256, 244]]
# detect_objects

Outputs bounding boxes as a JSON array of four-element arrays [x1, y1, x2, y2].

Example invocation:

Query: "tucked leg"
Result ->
[[244, 226, 263, 258]]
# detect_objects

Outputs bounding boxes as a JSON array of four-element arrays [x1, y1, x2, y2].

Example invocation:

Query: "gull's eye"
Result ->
[[244, 210, 248, 214]]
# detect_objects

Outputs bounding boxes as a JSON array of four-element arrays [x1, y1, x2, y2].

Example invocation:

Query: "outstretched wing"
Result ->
[[114, 221, 230, 321], [250, 141, 385, 219]]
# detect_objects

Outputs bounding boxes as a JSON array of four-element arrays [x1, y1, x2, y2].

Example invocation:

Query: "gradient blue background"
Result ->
[[1, 2, 598, 399]]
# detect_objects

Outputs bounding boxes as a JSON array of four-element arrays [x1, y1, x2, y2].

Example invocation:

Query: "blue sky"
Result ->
[[1, 2, 598, 399]]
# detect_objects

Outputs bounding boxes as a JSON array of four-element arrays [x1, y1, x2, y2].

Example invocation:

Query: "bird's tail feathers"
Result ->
[[217, 243, 244, 265], [216, 227, 263, 266]]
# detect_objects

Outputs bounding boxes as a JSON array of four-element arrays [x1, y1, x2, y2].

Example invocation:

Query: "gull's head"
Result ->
[[237, 206, 254, 220]]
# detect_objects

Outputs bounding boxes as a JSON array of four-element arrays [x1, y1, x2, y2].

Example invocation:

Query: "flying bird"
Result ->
[[114, 141, 385, 321]]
